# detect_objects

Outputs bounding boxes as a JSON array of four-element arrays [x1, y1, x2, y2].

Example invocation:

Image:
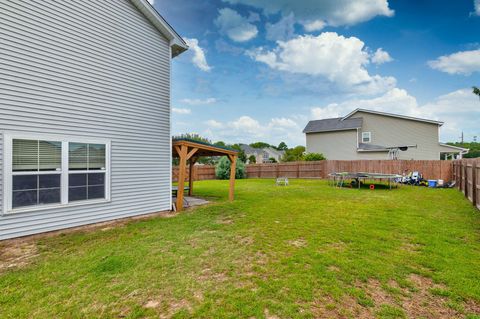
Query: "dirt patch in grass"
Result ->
[[400, 242, 424, 253], [400, 274, 480, 318], [197, 267, 228, 283], [141, 298, 192, 319], [288, 238, 307, 248], [311, 274, 480, 319], [0, 241, 39, 272], [217, 217, 234, 224], [327, 265, 341, 272], [360, 274, 479, 319], [312, 295, 372, 319], [264, 308, 281, 319], [236, 236, 254, 246]]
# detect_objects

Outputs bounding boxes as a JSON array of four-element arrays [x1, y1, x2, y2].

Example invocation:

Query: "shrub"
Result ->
[[302, 153, 326, 161], [248, 155, 256, 164], [215, 156, 246, 179]]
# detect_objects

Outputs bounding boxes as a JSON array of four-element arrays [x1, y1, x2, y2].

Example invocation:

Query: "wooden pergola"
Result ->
[[172, 139, 238, 211]]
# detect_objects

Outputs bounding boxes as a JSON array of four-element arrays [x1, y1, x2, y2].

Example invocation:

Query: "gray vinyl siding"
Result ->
[[306, 130, 359, 160], [0, 0, 172, 239], [355, 112, 441, 160]]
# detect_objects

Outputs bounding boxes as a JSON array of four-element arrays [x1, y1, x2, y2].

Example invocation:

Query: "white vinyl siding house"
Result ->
[[0, 0, 187, 240]]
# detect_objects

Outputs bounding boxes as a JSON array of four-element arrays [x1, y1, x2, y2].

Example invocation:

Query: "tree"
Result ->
[[215, 156, 246, 179], [230, 144, 247, 163], [214, 141, 227, 147], [277, 142, 288, 151], [302, 153, 326, 161], [269, 157, 277, 163], [249, 142, 271, 149], [281, 146, 306, 162], [473, 86, 480, 100], [248, 155, 256, 164]]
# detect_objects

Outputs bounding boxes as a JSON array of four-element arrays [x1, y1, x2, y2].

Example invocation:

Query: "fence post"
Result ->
[[473, 161, 477, 208], [296, 162, 300, 178], [276, 163, 279, 178], [464, 163, 468, 198]]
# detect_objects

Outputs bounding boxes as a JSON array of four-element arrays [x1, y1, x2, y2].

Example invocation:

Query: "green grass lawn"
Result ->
[[1, 179, 480, 318]]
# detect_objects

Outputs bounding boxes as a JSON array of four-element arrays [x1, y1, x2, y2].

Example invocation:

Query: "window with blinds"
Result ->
[[12, 139, 62, 208], [5, 135, 110, 212], [68, 143, 106, 202]]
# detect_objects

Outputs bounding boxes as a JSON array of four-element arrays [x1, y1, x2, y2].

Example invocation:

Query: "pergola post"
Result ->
[[176, 145, 188, 211], [228, 155, 237, 201], [188, 157, 197, 196]]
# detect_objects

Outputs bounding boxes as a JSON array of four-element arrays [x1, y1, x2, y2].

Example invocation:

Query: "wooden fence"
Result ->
[[453, 159, 480, 210], [173, 160, 453, 182]]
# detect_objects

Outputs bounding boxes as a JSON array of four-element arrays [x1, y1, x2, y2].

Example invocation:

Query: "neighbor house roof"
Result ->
[[438, 143, 469, 153], [130, 0, 188, 57], [239, 144, 260, 154], [342, 108, 444, 126], [303, 117, 363, 134]]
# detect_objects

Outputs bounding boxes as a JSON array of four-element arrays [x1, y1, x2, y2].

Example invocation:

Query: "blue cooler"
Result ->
[[428, 180, 437, 188]]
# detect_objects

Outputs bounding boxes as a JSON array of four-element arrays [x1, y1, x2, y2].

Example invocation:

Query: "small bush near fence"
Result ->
[[215, 156, 246, 179]]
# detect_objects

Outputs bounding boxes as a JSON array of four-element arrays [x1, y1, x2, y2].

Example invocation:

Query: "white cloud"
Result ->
[[204, 115, 304, 145], [215, 8, 258, 42], [310, 87, 479, 142], [205, 119, 224, 128], [371, 48, 393, 65], [303, 20, 326, 32], [180, 97, 217, 105], [248, 32, 396, 94], [172, 108, 191, 114], [428, 49, 480, 75], [223, 0, 393, 30], [266, 13, 296, 41], [184, 38, 211, 72], [475, 0, 480, 15]]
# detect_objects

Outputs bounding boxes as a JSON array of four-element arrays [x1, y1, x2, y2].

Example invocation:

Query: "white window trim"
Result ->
[[3, 132, 111, 215], [362, 132, 372, 143]]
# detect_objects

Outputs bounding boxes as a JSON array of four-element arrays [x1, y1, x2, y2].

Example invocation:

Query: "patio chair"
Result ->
[[276, 177, 289, 186]]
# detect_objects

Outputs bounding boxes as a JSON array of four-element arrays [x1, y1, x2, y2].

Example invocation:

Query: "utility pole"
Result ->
[[460, 131, 464, 144], [474, 136, 478, 143]]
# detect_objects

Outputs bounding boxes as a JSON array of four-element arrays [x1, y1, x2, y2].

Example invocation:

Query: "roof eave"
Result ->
[[304, 127, 361, 134], [130, 0, 188, 58], [439, 143, 469, 152]]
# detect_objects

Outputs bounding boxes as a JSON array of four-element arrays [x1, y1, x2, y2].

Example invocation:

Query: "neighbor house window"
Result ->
[[362, 132, 372, 143], [4, 134, 110, 213], [263, 152, 269, 163]]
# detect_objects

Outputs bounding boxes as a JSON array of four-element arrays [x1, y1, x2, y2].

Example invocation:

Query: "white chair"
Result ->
[[276, 177, 289, 186]]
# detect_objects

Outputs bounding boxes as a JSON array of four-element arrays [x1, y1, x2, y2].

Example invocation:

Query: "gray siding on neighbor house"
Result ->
[[306, 130, 359, 160], [354, 111, 441, 160], [0, 0, 172, 239]]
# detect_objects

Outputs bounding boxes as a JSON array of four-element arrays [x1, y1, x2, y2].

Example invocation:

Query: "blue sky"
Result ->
[[151, 0, 480, 147]]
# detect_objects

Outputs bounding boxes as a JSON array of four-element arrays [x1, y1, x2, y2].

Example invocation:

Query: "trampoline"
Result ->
[[329, 172, 402, 189]]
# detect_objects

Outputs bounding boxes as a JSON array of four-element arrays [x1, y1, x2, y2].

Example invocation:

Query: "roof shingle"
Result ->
[[303, 117, 362, 133]]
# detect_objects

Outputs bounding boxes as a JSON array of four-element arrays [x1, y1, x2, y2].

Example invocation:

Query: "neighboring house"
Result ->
[[0, 1, 188, 240], [240, 144, 285, 163], [303, 109, 468, 160]]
